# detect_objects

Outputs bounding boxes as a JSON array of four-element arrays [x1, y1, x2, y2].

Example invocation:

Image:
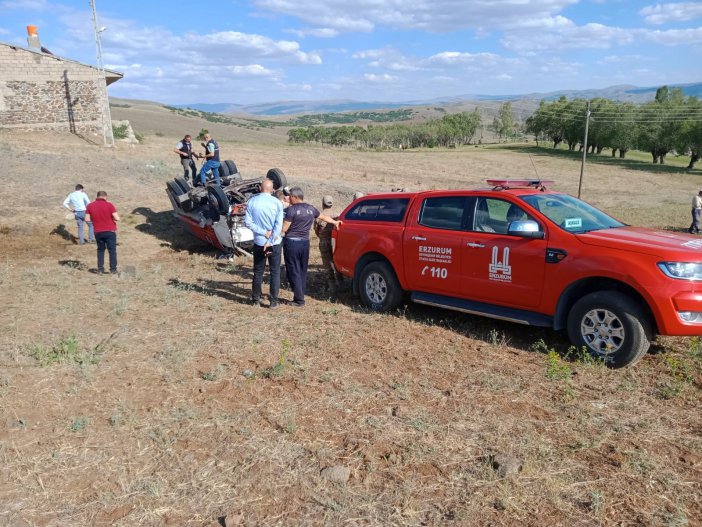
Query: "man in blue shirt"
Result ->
[[197, 133, 221, 187], [62, 184, 95, 244], [244, 178, 284, 308]]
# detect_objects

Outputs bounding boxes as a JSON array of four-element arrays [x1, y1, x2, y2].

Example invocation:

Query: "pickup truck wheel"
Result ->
[[567, 291, 651, 368], [167, 180, 184, 197], [174, 177, 191, 193], [359, 261, 403, 312], [225, 160, 238, 176], [266, 168, 287, 190], [174, 177, 194, 211], [207, 185, 230, 215]]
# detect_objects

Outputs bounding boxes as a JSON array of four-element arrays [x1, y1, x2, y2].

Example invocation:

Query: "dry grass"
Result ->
[[0, 130, 701, 526]]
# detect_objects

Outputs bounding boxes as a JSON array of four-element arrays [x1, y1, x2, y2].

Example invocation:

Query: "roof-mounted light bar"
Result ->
[[486, 179, 555, 191]]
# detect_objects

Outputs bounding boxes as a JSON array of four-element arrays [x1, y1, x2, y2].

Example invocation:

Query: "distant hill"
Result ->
[[174, 82, 702, 116]]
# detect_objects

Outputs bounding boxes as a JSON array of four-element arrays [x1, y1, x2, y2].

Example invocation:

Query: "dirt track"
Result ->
[[1, 131, 701, 526]]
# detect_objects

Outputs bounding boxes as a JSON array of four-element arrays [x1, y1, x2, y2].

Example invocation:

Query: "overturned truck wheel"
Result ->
[[207, 185, 230, 215], [266, 168, 287, 190], [225, 160, 239, 177]]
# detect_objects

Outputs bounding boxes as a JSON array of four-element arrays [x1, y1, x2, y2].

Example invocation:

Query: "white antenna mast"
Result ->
[[90, 0, 114, 147]]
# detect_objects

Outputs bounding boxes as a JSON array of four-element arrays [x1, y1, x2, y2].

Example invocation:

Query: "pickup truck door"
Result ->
[[462, 196, 547, 308], [403, 195, 469, 297]]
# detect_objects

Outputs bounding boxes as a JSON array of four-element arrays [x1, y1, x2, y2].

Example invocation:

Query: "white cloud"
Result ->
[[253, 0, 579, 34], [640, 3, 702, 25], [364, 73, 398, 83], [287, 27, 339, 38], [597, 54, 646, 65], [644, 26, 702, 45], [225, 64, 277, 77], [0, 0, 51, 9], [502, 23, 636, 52]]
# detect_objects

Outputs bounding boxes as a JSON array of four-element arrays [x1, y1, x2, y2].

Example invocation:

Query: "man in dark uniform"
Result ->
[[174, 134, 199, 181], [314, 195, 344, 293], [282, 187, 341, 307]]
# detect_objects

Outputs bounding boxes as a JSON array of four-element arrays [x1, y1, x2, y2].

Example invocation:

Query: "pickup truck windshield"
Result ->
[[520, 193, 625, 233]]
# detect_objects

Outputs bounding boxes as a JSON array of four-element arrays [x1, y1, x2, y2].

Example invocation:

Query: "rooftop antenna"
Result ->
[[90, 0, 114, 147], [528, 153, 539, 179]]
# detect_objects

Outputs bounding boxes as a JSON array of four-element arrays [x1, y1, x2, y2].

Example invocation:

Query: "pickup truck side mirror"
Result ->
[[508, 220, 545, 239]]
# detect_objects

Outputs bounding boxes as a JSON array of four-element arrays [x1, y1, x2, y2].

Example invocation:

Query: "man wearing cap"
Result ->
[[314, 195, 344, 293], [244, 178, 284, 308], [197, 133, 221, 187], [282, 187, 341, 307], [690, 189, 702, 234]]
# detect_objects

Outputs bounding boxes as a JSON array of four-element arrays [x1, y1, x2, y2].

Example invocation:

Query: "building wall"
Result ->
[[0, 44, 105, 137]]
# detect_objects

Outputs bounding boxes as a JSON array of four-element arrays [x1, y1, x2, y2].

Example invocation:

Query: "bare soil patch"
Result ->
[[1, 131, 701, 526]]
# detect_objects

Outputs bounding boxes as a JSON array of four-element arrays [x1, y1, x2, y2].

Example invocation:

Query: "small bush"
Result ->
[[112, 124, 128, 139], [28, 334, 102, 367], [545, 351, 572, 381]]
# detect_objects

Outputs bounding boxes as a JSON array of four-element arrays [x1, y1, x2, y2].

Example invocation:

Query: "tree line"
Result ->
[[287, 110, 490, 149], [285, 86, 702, 170], [526, 86, 702, 168]]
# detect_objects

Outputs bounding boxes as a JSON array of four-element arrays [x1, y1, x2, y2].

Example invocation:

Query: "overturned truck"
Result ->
[[165, 160, 287, 256]]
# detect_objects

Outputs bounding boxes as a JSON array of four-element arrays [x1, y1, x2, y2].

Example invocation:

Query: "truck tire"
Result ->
[[225, 160, 238, 176], [266, 168, 287, 190], [566, 291, 651, 368], [207, 185, 230, 215], [174, 177, 194, 212], [174, 177, 191, 194], [219, 162, 230, 179], [359, 261, 403, 312], [167, 180, 184, 197]]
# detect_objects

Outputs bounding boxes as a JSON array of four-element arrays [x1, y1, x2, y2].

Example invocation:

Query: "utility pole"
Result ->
[[90, 0, 114, 147], [577, 100, 590, 199]]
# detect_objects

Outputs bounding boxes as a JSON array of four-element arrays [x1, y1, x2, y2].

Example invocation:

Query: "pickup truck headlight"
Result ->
[[658, 262, 702, 281]]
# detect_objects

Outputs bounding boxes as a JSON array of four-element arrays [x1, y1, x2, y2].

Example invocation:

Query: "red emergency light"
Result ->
[[486, 179, 555, 190]]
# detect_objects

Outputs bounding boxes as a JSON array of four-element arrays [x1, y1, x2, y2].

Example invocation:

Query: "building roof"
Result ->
[[0, 41, 123, 85]]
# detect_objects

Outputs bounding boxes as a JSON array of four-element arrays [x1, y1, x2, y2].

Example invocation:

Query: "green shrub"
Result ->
[[112, 124, 128, 139]]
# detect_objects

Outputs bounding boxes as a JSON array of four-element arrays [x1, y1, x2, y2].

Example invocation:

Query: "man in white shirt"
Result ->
[[63, 184, 95, 244], [244, 179, 284, 308], [689, 190, 702, 235]]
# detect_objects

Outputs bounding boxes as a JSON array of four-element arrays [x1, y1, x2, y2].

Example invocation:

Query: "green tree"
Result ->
[[498, 102, 515, 141]]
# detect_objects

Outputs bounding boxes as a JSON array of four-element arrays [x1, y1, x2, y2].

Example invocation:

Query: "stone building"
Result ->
[[0, 40, 122, 138]]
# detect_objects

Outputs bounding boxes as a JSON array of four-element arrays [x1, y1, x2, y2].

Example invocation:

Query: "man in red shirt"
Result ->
[[85, 191, 120, 274]]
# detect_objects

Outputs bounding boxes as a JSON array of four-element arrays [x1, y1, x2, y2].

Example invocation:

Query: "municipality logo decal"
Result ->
[[489, 246, 512, 282]]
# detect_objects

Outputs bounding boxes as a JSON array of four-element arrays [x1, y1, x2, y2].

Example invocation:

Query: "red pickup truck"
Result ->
[[332, 180, 702, 368]]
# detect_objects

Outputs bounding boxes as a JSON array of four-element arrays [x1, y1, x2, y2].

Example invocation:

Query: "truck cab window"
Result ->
[[418, 196, 468, 230]]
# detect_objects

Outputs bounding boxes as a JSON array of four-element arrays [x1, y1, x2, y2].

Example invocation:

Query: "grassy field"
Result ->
[[1, 131, 701, 526]]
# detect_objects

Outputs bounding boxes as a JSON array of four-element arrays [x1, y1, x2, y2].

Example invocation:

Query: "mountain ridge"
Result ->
[[161, 81, 701, 116]]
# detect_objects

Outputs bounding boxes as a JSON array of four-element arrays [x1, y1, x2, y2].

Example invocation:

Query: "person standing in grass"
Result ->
[[282, 187, 341, 307], [85, 191, 120, 274], [63, 184, 95, 245], [245, 178, 284, 308], [174, 134, 199, 181], [197, 133, 221, 186], [314, 195, 344, 293], [689, 189, 702, 234]]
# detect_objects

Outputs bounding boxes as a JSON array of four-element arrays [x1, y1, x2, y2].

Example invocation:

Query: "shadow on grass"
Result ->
[[501, 144, 702, 177], [167, 277, 252, 305], [132, 207, 213, 254], [59, 259, 88, 271], [50, 224, 77, 244]]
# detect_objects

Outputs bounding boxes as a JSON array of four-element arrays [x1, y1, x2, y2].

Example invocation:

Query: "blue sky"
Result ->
[[1, 0, 701, 105]]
